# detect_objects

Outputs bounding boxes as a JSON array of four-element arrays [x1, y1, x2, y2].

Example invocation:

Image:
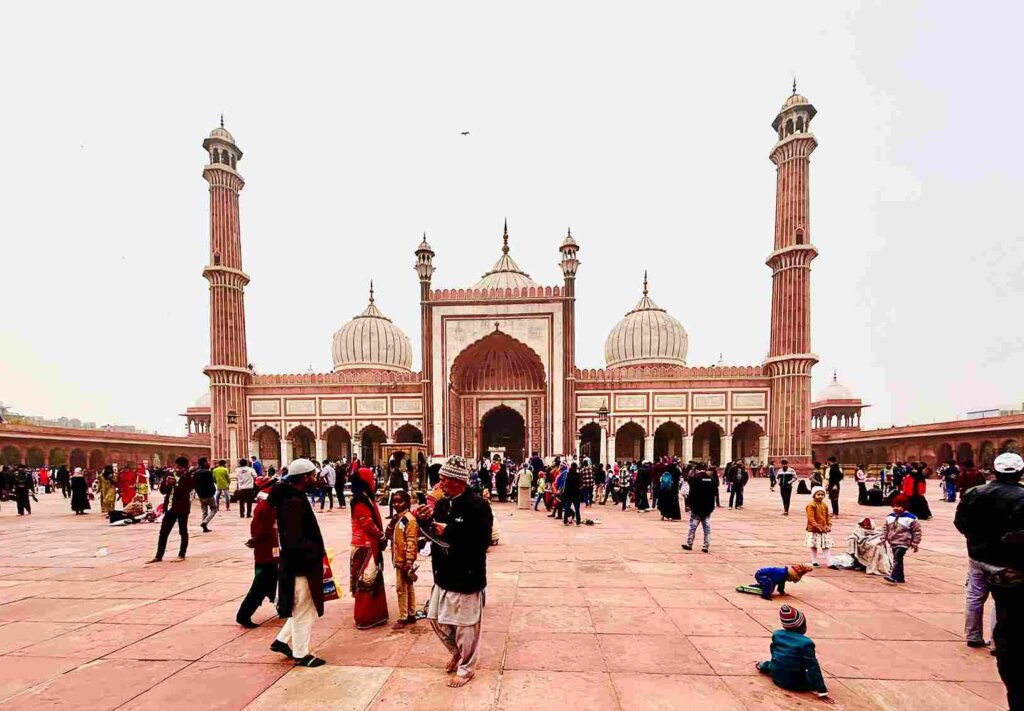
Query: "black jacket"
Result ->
[[562, 467, 581, 498], [828, 463, 843, 487], [193, 467, 216, 498], [431, 489, 493, 594], [688, 473, 717, 517], [270, 481, 327, 617], [954, 480, 1024, 570]]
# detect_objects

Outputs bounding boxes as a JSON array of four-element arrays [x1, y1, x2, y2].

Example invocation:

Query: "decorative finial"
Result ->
[[369, 280, 375, 304], [494, 321, 501, 332], [832, 368, 837, 382], [502, 218, 509, 254], [792, 75, 797, 95], [567, 226, 572, 237], [642, 270, 649, 296], [220, 113, 225, 128]]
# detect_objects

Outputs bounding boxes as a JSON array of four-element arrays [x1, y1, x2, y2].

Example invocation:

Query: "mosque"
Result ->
[[194, 88, 821, 470]]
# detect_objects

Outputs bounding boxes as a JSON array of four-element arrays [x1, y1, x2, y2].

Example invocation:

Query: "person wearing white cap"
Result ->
[[955, 451, 1024, 709], [268, 458, 327, 667]]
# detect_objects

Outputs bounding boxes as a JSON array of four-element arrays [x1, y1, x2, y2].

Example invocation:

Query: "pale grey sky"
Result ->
[[2, 1, 1021, 435]]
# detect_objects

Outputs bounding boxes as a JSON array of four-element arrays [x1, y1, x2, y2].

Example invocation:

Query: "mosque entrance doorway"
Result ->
[[449, 330, 546, 462], [480, 406, 526, 463]]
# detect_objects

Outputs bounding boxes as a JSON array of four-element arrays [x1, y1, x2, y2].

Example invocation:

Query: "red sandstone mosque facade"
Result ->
[[193, 89, 820, 471]]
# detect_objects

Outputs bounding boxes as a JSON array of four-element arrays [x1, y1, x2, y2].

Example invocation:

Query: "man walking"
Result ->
[[147, 457, 195, 563], [235, 458, 256, 518], [827, 456, 843, 516], [269, 459, 327, 667], [728, 462, 748, 510], [194, 457, 218, 533], [416, 456, 492, 688], [954, 452, 1024, 710], [682, 466, 716, 552], [213, 459, 231, 511], [777, 459, 796, 515], [319, 459, 336, 511]]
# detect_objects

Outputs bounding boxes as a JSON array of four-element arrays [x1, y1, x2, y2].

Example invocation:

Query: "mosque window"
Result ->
[[785, 119, 793, 136], [795, 228, 805, 245], [796, 116, 804, 132]]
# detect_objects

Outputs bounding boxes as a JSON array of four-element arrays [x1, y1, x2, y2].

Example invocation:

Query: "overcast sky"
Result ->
[[2, 1, 1021, 435]]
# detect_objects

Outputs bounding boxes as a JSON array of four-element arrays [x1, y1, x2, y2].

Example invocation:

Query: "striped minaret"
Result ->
[[766, 84, 819, 473], [202, 118, 251, 464]]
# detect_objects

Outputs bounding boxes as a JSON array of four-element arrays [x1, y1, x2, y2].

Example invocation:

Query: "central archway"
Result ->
[[480, 406, 526, 462], [450, 330, 546, 461]]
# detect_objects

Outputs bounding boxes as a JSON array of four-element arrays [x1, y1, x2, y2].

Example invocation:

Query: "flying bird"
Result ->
[[460, 131, 470, 136]]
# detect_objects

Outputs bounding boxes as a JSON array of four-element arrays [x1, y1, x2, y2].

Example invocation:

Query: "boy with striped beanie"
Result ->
[[756, 605, 833, 703]]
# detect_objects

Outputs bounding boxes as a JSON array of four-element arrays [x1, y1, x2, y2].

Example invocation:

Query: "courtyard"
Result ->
[[0, 480, 1004, 710]]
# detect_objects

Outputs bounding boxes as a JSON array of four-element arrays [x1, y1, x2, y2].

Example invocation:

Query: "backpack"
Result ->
[[659, 472, 673, 493]]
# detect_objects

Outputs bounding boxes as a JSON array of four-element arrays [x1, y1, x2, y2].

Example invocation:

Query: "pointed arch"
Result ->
[[323, 425, 351, 460], [615, 421, 646, 462], [692, 420, 724, 466], [450, 330, 546, 393]]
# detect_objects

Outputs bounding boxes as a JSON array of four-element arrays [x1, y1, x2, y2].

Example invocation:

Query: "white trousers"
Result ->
[[275, 575, 316, 658]]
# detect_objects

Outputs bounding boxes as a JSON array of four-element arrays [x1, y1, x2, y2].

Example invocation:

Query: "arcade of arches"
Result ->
[[449, 331, 545, 463], [813, 436, 1020, 471], [0, 425, 209, 471]]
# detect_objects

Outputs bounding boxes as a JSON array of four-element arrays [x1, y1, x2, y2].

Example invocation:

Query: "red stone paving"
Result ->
[[0, 481, 1006, 709]]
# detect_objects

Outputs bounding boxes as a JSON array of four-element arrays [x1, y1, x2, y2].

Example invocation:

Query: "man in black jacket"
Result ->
[[683, 467, 716, 552], [193, 457, 217, 532], [954, 452, 1024, 710], [419, 456, 493, 688], [827, 456, 843, 516], [269, 459, 327, 668], [777, 459, 797, 515]]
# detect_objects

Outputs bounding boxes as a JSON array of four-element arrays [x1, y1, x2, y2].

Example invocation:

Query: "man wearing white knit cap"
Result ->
[[416, 455, 493, 688]]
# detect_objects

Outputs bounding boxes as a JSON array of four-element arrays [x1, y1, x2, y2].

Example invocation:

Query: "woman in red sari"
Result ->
[[350, 467, 389, 629]]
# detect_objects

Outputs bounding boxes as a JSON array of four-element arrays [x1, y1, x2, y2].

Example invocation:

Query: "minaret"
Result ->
[[766, 83, 819, 472], [414, 234, 436, 457], [202, 118, 251, 464], [559, 228, 580, 458]]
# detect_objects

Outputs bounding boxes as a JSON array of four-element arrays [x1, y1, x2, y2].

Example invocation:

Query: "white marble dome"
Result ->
[[604, 274, 689, 368], [816, 373, 857, 402], [472, 222, 540, 291], [331, 284, 413, 373]]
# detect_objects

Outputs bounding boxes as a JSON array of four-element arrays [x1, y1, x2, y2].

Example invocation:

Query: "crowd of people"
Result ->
[[2, 446, 1020, 707]]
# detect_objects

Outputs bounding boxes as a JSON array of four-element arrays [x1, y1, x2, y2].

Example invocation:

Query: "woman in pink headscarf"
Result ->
[[350, 467, 389, 629]]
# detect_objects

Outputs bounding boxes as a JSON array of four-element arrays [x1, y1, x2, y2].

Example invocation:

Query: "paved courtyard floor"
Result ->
[[0, 479, 1005, 710]]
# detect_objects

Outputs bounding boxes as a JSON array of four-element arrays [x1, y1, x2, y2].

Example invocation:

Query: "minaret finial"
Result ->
[[642, 270, 649, 296], [369, 280, 375, 304], [567, 226, 572, 237], [832, 368, 837, 382], [220, 113, 225, 128], [502, 218, 509, 254], [792, 75, 797, 95]]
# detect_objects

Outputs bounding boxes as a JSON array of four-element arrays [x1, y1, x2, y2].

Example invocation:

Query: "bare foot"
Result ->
[[448, 672, 474, 688], [144, 558, 161, 565], [445, 653, 459, 674]]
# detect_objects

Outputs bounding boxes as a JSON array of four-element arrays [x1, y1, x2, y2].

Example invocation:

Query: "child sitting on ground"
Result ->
[[757, 605, 833, 704], [737, 564, 814, 599]]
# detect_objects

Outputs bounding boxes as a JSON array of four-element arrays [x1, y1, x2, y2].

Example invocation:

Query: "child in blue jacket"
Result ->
[[737, 564, 814, 599], [757, 605, 833, 704]]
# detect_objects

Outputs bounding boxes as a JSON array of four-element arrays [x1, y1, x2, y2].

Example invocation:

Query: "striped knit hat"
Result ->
[[779, 604, 806, 631], [439, 455, 470, 482]]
